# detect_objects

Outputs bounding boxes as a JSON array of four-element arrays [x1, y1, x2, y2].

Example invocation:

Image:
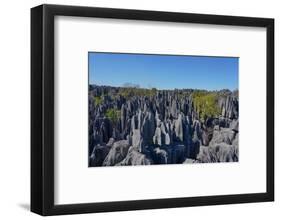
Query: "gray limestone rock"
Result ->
[[174, 113, 184, 142], [209, 128, 236, 146], [230, 119, 239, 132], [197, 143, 238, 163], [170, 144, 186, 164], [186, 137, 200, 159], [153, 147, 169, 164], [89, 144, 111, 167], [120, 104, 126, 131], [132, 129, 143, 151], [171, 99, 179, 118], [153, 127, 163, 146], [102, 140, 130, 166], [117, 147, 152, 166], [183, 158, 197, 164]]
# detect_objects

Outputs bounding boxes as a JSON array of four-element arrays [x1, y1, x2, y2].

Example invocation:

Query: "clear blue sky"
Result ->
[[89, 52, 238, 91]]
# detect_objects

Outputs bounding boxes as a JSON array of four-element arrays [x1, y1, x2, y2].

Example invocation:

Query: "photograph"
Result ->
[[88, 52, 239, 167]]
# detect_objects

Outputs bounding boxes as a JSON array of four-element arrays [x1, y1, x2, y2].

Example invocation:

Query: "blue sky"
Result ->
[[89, 52, 238, 91]]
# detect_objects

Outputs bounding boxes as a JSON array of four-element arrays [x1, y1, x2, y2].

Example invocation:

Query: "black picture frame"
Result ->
[[31, 4, 274, 216]]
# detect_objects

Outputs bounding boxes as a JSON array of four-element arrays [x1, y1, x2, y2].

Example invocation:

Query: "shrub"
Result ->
[[193, 92, 220, 120], [93, 96, 102, 106], [105, 108, 120, 125]]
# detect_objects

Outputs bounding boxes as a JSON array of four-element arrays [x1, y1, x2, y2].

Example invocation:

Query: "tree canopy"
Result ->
[[193, 91, 220, 120]]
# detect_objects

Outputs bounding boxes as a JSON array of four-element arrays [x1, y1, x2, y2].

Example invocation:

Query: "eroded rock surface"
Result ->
[[102, 140, 130, 166], [89, 85, 239, 166]]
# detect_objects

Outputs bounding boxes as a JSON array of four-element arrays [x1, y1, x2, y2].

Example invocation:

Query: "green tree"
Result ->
[[105, 108, 121, 125], [193, 92, 220, 121]]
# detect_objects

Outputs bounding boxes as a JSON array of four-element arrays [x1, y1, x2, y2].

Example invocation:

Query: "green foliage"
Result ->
[[193, 92, 220, 120], [119, 87, 134, 98], [105, 108, 120, 125], [93, 96, 102, 106], [150, 88, 157, 96], [177, 91, 190, 99], [118, 87, 157, 98]]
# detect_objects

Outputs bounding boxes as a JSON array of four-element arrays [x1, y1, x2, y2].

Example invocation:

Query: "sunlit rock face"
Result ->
[[89, 85, 239, 167]]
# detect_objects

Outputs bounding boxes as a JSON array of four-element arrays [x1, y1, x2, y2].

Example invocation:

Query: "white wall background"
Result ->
[[0, 0, 279, 219]]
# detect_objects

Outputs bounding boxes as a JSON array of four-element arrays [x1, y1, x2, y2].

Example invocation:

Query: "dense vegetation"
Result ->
[[193, 91, 220, 121]]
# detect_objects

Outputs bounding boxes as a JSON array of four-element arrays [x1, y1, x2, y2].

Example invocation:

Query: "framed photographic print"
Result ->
[[31, 4, 274, 216]]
